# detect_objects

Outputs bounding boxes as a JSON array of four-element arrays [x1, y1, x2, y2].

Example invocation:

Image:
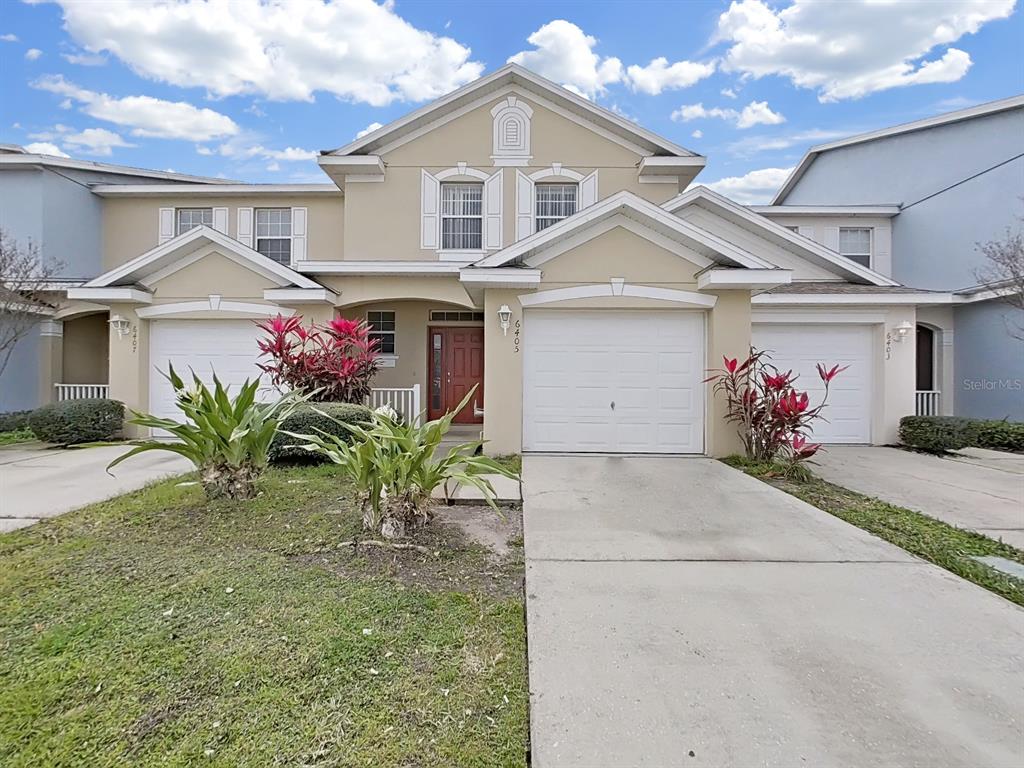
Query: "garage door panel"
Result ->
[[524, 310, 704, 454], [753, 324, 873, 444]]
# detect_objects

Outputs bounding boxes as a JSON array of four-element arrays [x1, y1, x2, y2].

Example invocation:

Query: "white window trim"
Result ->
[[176, 207, 214, 235], [516, 166, 598, 241], [423, 165, 501, 257], [367, 309, 397, 362], [838, 226, 873, 269], [252, 207, 307, 267]]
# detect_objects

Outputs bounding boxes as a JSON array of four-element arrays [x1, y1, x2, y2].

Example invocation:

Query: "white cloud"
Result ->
[[671, 99, 785, 129], [721, 87, 737, 99], [714, 0, 1014, 102], [48, 0, 484, 106], [726, 127, 853, 157], [207, 135, 316, 163], [25, 48, 42, 61], [33, 75, 239, 140], [23, 142, 69, 158], [705, 166, 794, 204], [1, 33, 19, 42], [691, 129, 703, 139], [356, 121, 383, 139], [508, 20, 623, 98], [625, 56, 715, 95], [61, 51, 106, 66], [61, 127, 134, 156]]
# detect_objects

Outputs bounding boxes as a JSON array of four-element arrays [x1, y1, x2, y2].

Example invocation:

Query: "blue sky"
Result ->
[[1, 0, 1021, 202]]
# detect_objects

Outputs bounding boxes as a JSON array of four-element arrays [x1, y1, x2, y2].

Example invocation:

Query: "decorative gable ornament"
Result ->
[[491, 96, 533, 166]]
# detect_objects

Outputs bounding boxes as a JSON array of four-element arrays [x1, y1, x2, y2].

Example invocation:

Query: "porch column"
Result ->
[[482, 288, 523, 456], [105, 306, 148, 437], [705, 291, 750, 458], [37, 319, 63, 405]]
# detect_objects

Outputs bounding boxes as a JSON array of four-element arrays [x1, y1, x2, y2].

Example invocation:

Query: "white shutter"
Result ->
[[421, 170, 440, 250], [797, 225, 814, 240], [158, 208, 175, 243], [515, 170, 534, 241], [237, 207, 253, 248], [824, 226, 840, 251], [291, 207, 307, 265], [579, 170, 599, 209], [212, 207, 229, 234], [483, 170, 503, 250]]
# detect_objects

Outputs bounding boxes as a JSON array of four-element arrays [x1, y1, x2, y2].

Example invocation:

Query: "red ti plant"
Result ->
[[256, 314, 379, 403], [705, 348, 847, 465]]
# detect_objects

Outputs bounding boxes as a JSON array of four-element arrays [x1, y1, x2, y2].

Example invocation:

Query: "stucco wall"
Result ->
[[149, 252, 279, 299], [62, 313, 109, 385], [0, 320, 41, 412], [102, 195, 344, 269], [757, 214, 894, 278], [953, 300, 1024, 420]]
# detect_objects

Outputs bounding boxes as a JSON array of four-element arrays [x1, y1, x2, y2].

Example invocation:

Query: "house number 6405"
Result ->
[[513, 320, 521, 353]]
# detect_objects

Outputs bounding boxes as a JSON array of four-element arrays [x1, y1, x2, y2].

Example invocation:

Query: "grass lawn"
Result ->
[[0, 464, 528, 767], [0, 429, 35, 446], [725, 456, 1024, 607]]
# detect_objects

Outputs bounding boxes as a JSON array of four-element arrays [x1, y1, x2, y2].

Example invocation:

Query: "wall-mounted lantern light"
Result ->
[[108, 313, 132, 339], [497, 304, 513, 336], [894, 320, 914, 342]]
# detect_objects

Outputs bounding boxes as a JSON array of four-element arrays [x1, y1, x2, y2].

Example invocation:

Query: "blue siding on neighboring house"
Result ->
[[954, 301, 1024, 420], [0, 324, 41, 412], [40, 169, 105, 279], [780, 105, 1024, 420]]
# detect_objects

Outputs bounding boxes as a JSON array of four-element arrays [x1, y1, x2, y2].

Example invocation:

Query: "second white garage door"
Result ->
[[149, 319, 271, 420], [752, 324, 874, 443], [523, 310, 704, 453]]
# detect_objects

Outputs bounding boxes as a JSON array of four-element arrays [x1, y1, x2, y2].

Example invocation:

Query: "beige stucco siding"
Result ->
[[62, 313, 109, 385], [102, 195, 344, 269], [148, 252, 279, 299], [319, 275, 475, 308]]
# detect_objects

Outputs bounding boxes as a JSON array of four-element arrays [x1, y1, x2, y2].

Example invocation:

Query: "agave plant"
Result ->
[[108, 365, 309, 500], [290, 387, 518, 538]]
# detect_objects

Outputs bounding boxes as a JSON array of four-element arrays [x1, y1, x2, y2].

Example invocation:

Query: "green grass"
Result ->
[[0, 429, 35, 446], [490, 454, 522, 474], [0, 465, 528, 767], [725, 456, 1024, 606]]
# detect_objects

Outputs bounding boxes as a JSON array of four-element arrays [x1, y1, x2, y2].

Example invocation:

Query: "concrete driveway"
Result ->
[[813, 445, 1024, 548], [0, 443, 192, 532], [523, 456, 1024, 768]]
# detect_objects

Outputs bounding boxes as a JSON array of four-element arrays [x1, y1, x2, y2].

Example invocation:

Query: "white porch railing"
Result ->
[[55, 383, 110, 401], [369, 385, 421, 424], [915, 390, 941, 416]]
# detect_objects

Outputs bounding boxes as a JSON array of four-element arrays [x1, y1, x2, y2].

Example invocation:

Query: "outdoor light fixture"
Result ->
[[497, 304, 513, 336], [108, 314, 132, 339], [894, 320, 914, 342]]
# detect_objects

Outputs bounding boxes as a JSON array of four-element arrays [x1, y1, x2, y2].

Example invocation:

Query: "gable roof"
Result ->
[[772, 94, 1024, 204], [0, 145, 233, 184], [83, 226, 324, 289], [324, 63, 702, 160], [471, 190, 779, 271], [663, 186, 898, 286]]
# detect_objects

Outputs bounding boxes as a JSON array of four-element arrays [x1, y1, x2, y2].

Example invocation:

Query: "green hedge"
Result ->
[[0, 410, 34, 433], [28, 398, 124, 446], [269, 402, 372, 463], [899, 415, 1024, 454]]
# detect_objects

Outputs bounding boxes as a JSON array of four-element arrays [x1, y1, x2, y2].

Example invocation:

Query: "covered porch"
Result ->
[[46, 305, 111, 404]]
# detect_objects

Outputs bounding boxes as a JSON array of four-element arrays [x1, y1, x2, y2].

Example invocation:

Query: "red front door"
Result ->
[[428, 327, 484, 423]]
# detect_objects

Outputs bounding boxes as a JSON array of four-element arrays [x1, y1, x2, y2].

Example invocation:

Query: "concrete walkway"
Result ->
[[813, 445, 1024, 548], [0, 443, 192, 531], [523, 456, 1024, 768]]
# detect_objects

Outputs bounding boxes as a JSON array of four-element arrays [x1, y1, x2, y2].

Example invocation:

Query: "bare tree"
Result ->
[[0, 229, 63, 377], [975, 208, 1024, 340]]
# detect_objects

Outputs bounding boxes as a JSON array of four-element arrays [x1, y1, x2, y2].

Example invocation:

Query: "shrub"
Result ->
[[900, 415, 1024, 453], [269, 402, 372, 463], [28, 398, 123, 445], [108, 366, 308, 500], [705, 348, 847, 467], [256, 314, 379, 403], [290, 386, 518, 539], [0, 409, 33, 433]]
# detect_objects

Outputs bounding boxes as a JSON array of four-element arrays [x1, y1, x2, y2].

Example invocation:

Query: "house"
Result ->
[[765, 96, 1024, 421], [0, 145, 227, 411], [48, 64, 963, 456]]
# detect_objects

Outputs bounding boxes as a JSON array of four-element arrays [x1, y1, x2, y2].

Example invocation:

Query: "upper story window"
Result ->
[[839, 227, 872, 267], [255, 208, 292, 265], [367, 310, 396, 355], [440, 183, 483, 250], [535, 183, 578, 232], [177, 208, 213, 235]]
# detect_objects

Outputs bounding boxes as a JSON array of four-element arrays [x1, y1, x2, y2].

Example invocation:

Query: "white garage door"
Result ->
[[752, 324, 874, 443], [523, 310, 704, 453], [149, 319, 270, 420]]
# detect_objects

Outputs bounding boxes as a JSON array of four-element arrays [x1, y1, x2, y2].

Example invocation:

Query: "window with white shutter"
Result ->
[[838, 227, 872, 267], [440, 183, 483, 250]]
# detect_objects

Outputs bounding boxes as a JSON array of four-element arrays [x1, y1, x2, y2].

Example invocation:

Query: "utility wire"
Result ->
[[900, 151, 1024, 211]]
